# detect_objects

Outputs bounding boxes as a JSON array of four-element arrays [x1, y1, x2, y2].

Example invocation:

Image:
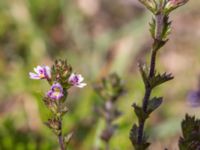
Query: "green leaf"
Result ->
[[147, 97, 163, 114], [179, 114, 200, 150], [161, 16, 171, 41], [149, 17, 156, 38], [129, 124, 138, 146], [138, 62, 149, 87], [132, 104, 148, 123], [134, 142, 150, 150], [130, 124, 150, 150], [149, 72, 173, 88]]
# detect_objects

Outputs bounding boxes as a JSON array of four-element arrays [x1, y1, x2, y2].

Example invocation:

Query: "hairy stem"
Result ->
[[138, 87, 151, 144], [137, 12, 164, 145]]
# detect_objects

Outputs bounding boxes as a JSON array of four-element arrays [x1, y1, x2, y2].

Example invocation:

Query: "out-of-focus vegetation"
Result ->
[[0, 0, 200, 149]]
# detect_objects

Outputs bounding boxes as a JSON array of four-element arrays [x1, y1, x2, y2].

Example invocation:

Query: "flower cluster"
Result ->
[[29, 59, 86, 150], [29, 60, 86, 101]]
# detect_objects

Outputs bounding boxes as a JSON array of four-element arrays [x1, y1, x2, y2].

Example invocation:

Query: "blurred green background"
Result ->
[[0, 0, 200, 149]]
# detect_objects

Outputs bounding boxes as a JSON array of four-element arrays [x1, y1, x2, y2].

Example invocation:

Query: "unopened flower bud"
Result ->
[[139, 0, 157, 13], [165, 0, 189, 14]]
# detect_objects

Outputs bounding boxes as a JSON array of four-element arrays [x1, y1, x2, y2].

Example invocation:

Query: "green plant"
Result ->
[[129, 0, 188, 149]]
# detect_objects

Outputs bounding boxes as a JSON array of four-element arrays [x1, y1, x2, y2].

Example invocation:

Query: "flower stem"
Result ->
[[138, 88, 151, 144], [137, 12, 164, 145], [59, 134, 65, 150], [58, 120, 65, 150]]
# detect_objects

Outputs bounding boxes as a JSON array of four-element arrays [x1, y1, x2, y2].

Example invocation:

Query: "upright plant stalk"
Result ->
[[29, 59, 87, 150], [58, 117, 65, 150], [93, 73, 125, 150], [129, 0, 189, 149], [138, 10, 165, 144]]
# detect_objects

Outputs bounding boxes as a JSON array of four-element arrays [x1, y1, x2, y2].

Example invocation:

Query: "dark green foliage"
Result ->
[[149, 18, 156, 38], [179, 114, 200, 150], [149, 72, 174, 88], [130, 124, 150, 150], [149, 15, 171, 43], [147, 97, 163, 114], [130, 124, 139, 146], [132, 104, 149, 123], [139, 62, 173, 88], [161, 16, 171, 41]]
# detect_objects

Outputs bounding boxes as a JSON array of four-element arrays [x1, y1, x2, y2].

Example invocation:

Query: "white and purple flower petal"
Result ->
[[29, 65, 51, 80], [29, 72, 41, 79], [68, 73, 87, 88], [47, 83, 64, 100]]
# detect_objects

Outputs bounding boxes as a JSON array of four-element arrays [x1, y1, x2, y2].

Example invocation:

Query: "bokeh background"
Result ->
[[0, 0, 200, 150]]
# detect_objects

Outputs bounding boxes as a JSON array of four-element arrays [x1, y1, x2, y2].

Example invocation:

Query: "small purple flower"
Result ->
[[29, 66, 51, 80], [187, 90, 200, 107], [47, 83, 64, 100], [68, 73, 87, 88]]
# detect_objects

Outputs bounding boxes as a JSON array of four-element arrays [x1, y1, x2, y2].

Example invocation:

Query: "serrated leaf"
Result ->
[[132, 104, 148, 122], [130, 124, 150, 150], [149, 72, 173, 88], [147, 97, 163, 114], [134, 142, 150, 150], [179, 114, 200, 150], [129, 124, 139, 145], [149, 18, 156, 38], [138, 62, 149, 86], [161, 16, 172, 41]]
